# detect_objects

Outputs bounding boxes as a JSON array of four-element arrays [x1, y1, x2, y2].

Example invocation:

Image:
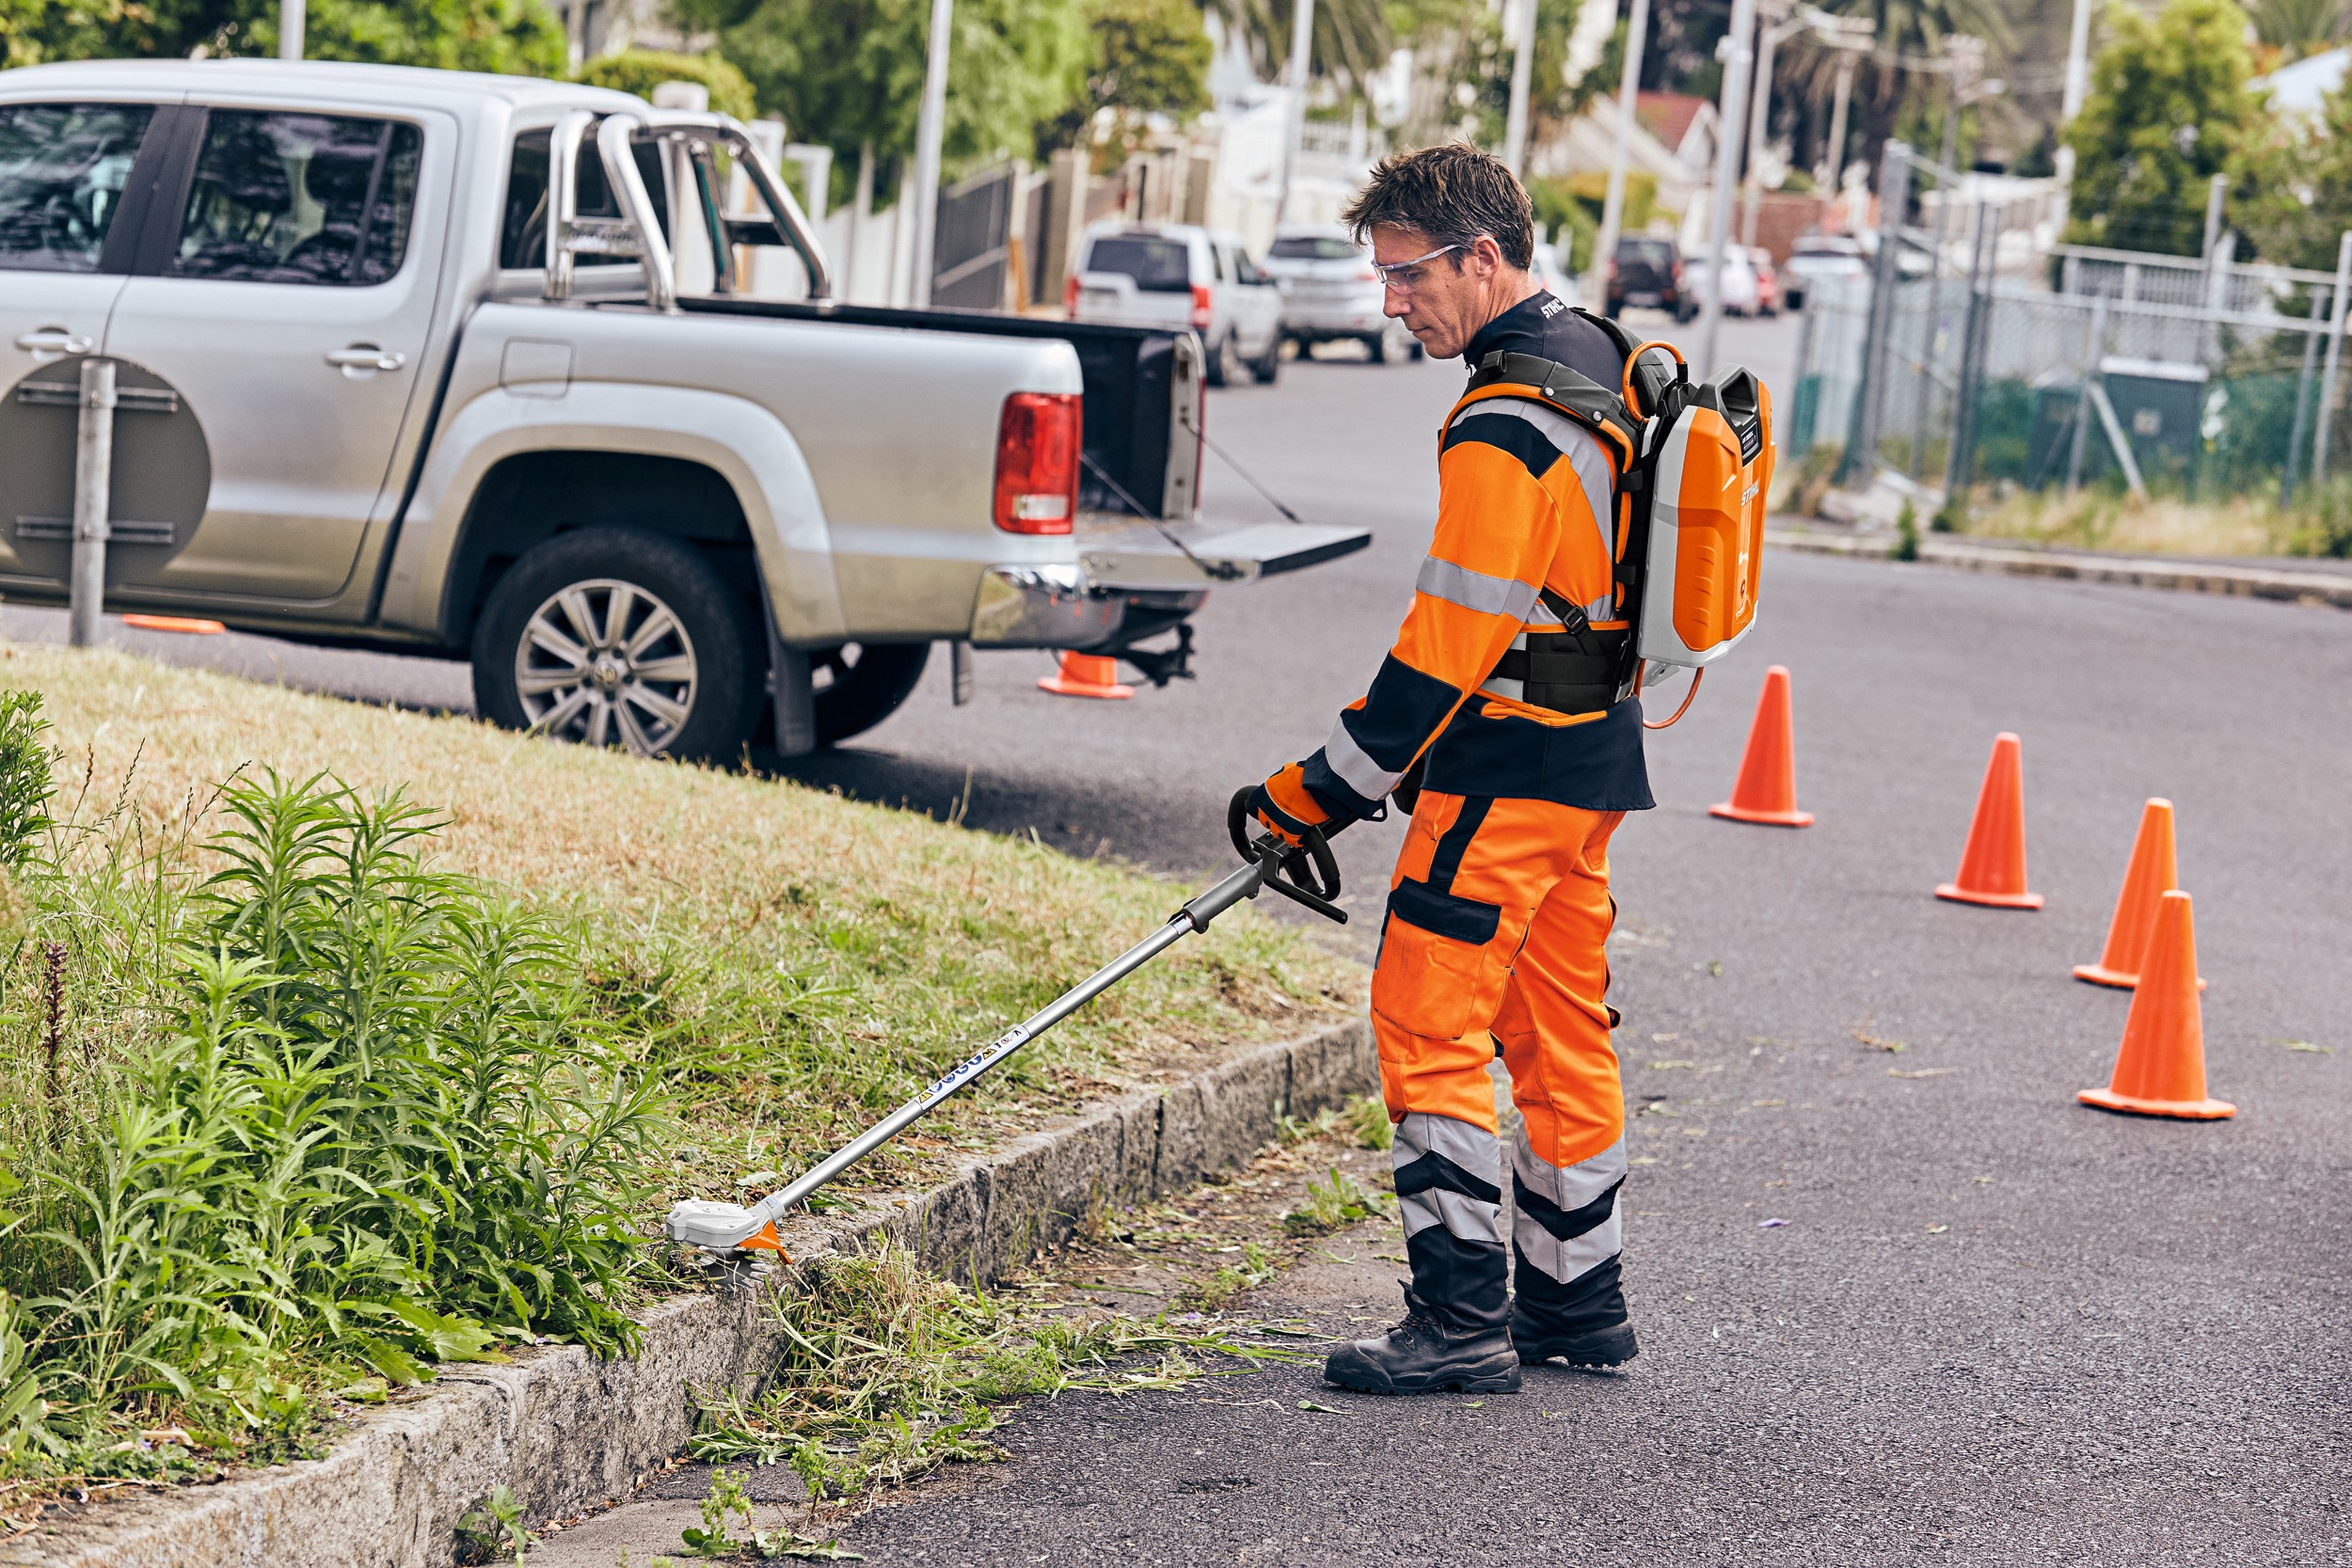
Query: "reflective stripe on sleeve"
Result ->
[[1416, 556, 1542, 621], [1322, 712, 1404, 799]]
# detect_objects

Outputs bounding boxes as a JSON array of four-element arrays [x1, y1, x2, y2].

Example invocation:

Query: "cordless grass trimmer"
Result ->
[[662, 794, 1348, 1257]]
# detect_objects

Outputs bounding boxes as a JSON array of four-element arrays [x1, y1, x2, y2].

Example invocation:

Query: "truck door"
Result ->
[[0, 99, 174, 586], [100, 103, 451, 605]]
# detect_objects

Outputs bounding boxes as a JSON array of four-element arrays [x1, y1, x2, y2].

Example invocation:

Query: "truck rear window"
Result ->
[[499, 127, 671, 271], [1085, 235, 1190, 293]]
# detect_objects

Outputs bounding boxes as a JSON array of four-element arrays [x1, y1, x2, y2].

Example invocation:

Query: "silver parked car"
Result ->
[[1781, 232, 1869, 309], [1260, 224, 1420, 363], [1066, 223, 1285, 387]]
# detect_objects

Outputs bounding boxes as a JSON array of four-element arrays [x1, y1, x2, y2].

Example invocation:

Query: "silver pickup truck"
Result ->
[[0, 60, 1366, 758]]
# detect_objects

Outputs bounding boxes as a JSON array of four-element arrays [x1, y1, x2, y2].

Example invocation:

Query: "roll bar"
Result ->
[[544, 106, 834, 310]]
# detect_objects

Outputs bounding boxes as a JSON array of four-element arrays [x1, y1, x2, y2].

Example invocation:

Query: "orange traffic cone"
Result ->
[[2079, 891, 2233, 1119], [1708, 665, 1814, 827], [1036, 651, 1133, 700], [2074, 799, 2203, 990], [1935, 732, 2043, 910]]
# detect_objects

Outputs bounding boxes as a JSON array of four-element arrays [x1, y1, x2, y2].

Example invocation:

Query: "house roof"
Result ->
[[1635, 91, 1714, 154], [2252, 46, 2347, 116]]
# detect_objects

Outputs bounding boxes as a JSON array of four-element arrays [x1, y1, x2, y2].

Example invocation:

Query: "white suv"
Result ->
[[1066, 223, 1285, 387], [1260, 223, 1421, 364]]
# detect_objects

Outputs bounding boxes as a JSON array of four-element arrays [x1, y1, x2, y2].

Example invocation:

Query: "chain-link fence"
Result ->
[[1785, 147, 2352, 519]]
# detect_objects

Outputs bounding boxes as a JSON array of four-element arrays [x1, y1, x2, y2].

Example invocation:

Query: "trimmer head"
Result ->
[[660, 819, 1345, 1258], [663, 1198, 788, 1255]]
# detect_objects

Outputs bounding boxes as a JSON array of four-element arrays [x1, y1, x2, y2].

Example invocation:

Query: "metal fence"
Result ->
[[1788, 147, 2352, 513]]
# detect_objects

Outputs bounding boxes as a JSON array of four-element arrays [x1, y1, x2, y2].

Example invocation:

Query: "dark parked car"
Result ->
[[1606, 236, 1693, 322]]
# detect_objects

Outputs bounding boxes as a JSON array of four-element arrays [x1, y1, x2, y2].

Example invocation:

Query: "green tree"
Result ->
[[2063, 0, 2264, 257], [3, 0, 564, 74], [1040, 0, 1213, 150], [579, 46, 761, 120], [682, 0, 1089, 204], [2234, 71, 2352, 269]]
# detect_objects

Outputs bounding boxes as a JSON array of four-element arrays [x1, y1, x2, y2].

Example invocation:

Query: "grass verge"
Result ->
[[0, 643, 1359, 1528], [1942, 479, 2352, 559]]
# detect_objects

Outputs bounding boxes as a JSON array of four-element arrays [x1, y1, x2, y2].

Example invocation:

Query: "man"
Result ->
[[1245, 144, 1651, 1396]]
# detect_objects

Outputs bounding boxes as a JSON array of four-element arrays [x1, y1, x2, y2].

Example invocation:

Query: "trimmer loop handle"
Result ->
[[1227, 787, 1347, 925]]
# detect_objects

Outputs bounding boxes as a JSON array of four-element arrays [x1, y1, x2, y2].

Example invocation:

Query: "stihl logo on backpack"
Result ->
[[1455, 308, 1774, 709]]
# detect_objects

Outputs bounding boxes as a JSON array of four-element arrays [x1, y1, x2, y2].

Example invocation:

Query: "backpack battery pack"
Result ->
[[1636, 367, 1773, 670]]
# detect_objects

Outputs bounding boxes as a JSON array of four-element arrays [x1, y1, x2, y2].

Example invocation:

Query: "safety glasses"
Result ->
[[1371, 242, 1463, 292]]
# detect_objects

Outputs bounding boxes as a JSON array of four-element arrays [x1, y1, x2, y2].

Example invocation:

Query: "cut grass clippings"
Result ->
[[0, 642, 1361, 1524], [676, 1099, 1397, 1524]]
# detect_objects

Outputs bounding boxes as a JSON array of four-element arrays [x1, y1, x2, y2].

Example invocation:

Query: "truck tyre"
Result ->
[[811, 641, 930, 744], [1207, 330, 1245, 388], [1250, 331, 1282, 385], [471, 528, 761, 763]]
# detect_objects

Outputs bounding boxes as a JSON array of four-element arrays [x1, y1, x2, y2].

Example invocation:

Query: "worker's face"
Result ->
[[1373, 225, 1523, 360]]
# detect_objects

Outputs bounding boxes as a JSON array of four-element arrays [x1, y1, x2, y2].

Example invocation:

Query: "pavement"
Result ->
[[12, 313, 2351, 1563]]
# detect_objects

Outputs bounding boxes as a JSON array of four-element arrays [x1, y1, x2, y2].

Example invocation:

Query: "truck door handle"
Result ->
[[15, 328, 93, 359], [326, 344, 407, 373]]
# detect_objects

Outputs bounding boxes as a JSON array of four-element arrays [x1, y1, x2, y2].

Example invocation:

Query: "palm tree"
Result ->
[[2249, 0, 2344, 59], [1781, 0, 2012, 181], [1201, 0, 1393, 95]]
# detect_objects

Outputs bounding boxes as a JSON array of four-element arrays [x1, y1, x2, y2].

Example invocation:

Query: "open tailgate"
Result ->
[[1078, 518, 1372, 591]]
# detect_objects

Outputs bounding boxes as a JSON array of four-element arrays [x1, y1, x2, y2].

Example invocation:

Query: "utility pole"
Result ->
[[1504, 0, 1538, 178], [69, 356, 116, 649], [908, 0, 954, 308], [278, 0, 304, 58], [2314, 230, 2352, 483], [1696, 0, 1757, 378], [1838, 138, 1910, 488], [1588, 0, 1653, 312], [2057, 0, 2094, 195], [1821, 52, 1856, 191], [1740, 1, 1804, 249], [1276, 0, 1315, 222]]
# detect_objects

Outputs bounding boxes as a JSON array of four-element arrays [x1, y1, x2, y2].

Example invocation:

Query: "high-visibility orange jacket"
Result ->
[[1263, 292, 1653, 832]]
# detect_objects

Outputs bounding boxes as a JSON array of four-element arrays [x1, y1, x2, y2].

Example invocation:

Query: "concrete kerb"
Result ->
[[1769, 525, 2352, 610], [2, 1016, 1377, 1568]]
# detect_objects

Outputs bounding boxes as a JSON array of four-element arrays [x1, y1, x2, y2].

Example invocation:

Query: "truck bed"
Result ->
[[677, 299, 1194, 520]]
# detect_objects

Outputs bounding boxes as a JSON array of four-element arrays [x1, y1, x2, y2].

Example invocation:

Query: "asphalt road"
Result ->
[[18, 314, 2352, 1563]]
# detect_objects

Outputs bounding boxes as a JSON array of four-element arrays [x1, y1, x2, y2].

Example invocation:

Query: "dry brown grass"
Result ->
[[1956, 485, 2345, 559], [0, 638, 1363, 1197]]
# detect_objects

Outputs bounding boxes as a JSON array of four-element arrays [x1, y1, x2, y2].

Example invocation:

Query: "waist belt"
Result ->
[[1488, 627, 1633, 717]]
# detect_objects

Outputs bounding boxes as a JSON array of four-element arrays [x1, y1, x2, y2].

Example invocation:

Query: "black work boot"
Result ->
[[1511, 1256, 1639, 1369], [1324, 1289, 1521, 1395]]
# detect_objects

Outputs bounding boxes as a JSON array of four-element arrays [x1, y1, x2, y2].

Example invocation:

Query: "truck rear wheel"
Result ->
[[812, 641, 930, 745], [471, 528, 760, 763]]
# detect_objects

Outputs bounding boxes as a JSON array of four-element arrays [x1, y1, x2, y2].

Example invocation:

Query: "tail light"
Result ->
[[1063, 274, 1080, 315], [994, 392, 1082, 534], [1190, 284, 1213, 329], [1355, 266, 1378, 282]]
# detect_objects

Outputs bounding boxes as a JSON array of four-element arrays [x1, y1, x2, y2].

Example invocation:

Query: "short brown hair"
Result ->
[[1342, 143, 1534, 272]]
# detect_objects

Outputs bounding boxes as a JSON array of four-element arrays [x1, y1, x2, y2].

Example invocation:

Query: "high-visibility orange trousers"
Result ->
[[1373, 790, 1629, 1335]]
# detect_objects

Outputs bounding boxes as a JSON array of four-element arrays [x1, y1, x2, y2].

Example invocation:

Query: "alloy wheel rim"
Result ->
[[515, 577, 698, 755]]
